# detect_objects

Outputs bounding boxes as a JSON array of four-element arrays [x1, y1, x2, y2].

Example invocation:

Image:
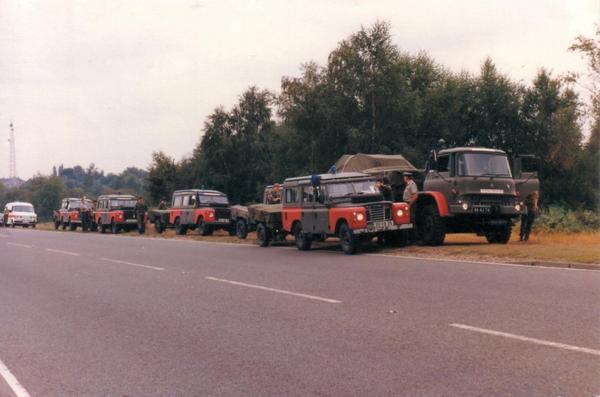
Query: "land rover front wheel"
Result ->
[[236, 219, 248, 239], [175, 218, 187, 235], [339, 222, 358, 255], [111, 219, 120, 234], [69, 219, 77, 231], [256, 223, 270, 247], [196, 217, 211, 236], [293, 222, 312, 251], [418, 204, 446, 246]]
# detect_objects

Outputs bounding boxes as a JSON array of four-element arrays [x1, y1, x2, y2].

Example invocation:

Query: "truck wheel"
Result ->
[[339, 222, 357, 255], [485, 223, 512, 244], [419, 204, 446, 246], [196, 217, 211, 236], [256, 223, 270, 247], [111, 220, 120, 234], [293, 222, 312, 251], [236, 219, 248, 239], [154, 219, 164, 234], [175, 218, 187, 235]]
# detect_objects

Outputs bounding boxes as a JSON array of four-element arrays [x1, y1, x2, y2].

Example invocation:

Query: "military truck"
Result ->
[[414, 147, 539, 245], [53, 198, 94, 231], [251, 172, 413, 254], [149, 189, 234, 236]]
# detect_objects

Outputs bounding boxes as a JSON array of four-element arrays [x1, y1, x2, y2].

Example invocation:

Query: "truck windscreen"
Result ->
[[327, 180, 378, 198], [198, 195, 229, 205], [457, 153, 512, 177]]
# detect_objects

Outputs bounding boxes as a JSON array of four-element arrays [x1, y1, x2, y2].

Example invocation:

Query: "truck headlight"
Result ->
[[515, 204, 521, 211], [396, 209, 404, 217], [462, 202, 469, 211], [355, 212, 364, 222]]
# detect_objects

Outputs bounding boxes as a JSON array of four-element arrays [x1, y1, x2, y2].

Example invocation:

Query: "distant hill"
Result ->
[[0, 177, 25, 188]]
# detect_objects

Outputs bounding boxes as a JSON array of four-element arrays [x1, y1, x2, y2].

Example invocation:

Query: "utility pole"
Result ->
[[8, 122, 16, 179]]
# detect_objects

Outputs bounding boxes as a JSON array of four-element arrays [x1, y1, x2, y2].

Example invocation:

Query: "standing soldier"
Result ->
[[520, 191, 539, 242], [135, 196, 148, 234], [3, 206, 8, 227], [376, 177, 393, 201], [158, 198, 168, 210], [80, 197, 91, 232], [403, 172, 419, 243]]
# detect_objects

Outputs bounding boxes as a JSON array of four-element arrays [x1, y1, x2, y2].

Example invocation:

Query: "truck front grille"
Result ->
[[366, 204, 391, 223]]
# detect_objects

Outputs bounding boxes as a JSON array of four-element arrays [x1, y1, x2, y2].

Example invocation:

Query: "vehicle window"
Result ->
[[198, 194, 229, 205], [457, 153, 512, 177], [190, 195, 197, 207], [110, 199, 136, 208], [326, 180, 377, 198], [182, 195, 190, 207], [285, 188, 299, 204], [13, 205, 34, 213], [437, 155, 450, 173], [173, 195, 183, 207]]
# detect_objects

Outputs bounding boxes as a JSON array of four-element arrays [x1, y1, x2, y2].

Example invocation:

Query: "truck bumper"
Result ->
[[352, 222, 413, 235], [449, 205, 521, 217]]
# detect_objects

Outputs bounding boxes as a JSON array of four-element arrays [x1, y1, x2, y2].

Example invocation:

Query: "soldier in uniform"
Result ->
[[80, 198, 91, 232], [267, 184, 282, 204], [402, 172, 418, 206], [520, 191, 539, 242], [376, 177, 393, 201], [158, 199, 168, 210], [135, 196, 148, 234]]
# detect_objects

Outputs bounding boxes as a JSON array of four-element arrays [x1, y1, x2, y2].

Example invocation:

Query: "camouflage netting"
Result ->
[[335, 153, 417, 176]]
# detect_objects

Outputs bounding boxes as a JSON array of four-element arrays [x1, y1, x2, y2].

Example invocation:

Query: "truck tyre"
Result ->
[[69, 220, 77, 231], [196, 217, 211, 236], [485, 223, 512, 244], [111, 219, 120, 234], [154, 219, 164, 234], [256, 223, 270, 247], [293, 222, 312, 251], [236, 219, 248, 239], [175, 218, 187, 235], [339, 222, 358, 255], [419, 204, 446, 246]]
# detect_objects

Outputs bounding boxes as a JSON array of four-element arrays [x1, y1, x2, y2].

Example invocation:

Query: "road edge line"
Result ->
[[0, 357, 31, 397]]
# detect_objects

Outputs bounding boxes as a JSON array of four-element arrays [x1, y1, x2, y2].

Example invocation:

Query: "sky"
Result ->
[[0, 0, 597, 179]]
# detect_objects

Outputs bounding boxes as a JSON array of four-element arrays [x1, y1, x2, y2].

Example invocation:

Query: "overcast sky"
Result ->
[[0, 0, 597, 179]]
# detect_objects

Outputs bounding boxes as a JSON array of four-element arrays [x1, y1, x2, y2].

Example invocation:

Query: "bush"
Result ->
[[534, 205, 600, 232]]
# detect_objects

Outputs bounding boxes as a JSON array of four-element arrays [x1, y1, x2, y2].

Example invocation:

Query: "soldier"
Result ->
[[158, 198, 168, 210], [520, 191, 539, 242], [376, 177, 393, 201], [135, 196, 148, 234], [80, 197, 91, 232], [402, 172, 418, 206], [2, 207, 8, 227], [267, 184, 282, 204]]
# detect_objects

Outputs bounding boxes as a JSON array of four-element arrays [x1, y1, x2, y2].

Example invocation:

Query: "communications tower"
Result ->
[[8, 122, 16, 178]]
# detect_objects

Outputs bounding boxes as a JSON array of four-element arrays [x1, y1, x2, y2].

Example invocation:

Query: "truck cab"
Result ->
[[94, 195, 138, 234], [152, 189, 233, 236], [416, 147, 539, 245], [282, 172, 412, 254]]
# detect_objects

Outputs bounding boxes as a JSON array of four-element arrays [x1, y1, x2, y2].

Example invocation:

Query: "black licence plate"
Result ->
[[472, 206, 491, 214]]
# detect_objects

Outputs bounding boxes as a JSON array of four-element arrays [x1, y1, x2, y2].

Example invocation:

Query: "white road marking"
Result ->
[[0, 234, 8, 238], [0, 357, 31, 397], [45, 248, 80, 256], [205, 276, 342, 304], [6, 242, 32, 248], [450, 323, 600, 357], [100, 257, 164, 271]]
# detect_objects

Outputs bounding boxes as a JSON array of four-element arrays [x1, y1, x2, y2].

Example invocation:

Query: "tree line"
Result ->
[[148, 21, 598, 210]]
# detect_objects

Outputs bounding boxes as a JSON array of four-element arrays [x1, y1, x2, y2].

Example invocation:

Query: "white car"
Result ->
[[4, 202, 37, 228]]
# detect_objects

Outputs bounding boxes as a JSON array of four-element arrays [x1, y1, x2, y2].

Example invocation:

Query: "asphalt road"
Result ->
[[0, 228, 599, 397]]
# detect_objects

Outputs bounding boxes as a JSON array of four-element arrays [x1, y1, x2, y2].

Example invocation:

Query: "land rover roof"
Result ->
[[173, 189, 227, 196], [438, 147, 506, 155], [97, 194, 137, 200], [284, 172, 372, 186]]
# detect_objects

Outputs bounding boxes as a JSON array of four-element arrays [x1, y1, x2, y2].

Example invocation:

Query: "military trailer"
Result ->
[[149, 189, 234, 236], [253, 172, 413, 254], [231, 184, 281, 239], [94, 194, 138, 234], [414, 147, 539, 245]]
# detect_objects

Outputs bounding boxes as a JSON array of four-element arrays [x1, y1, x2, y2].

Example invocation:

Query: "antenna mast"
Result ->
[[8, 123, 16, 178]]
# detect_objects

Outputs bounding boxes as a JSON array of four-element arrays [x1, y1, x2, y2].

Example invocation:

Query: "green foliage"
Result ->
[[535, 205, 600, 232]]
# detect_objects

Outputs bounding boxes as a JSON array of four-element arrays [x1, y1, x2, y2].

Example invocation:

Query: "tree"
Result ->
[[147, 151, 178, 204]]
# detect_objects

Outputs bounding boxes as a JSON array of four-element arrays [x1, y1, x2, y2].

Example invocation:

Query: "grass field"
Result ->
[[34, 222, 600, 265]]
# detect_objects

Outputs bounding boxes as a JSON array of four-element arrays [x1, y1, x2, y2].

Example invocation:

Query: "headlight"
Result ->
[[515, 204, 521, 211], [396, 209, 404, 217], [208, 212, 214, 218], [355, 212, 364, 222], [461, 202, 469, 211]]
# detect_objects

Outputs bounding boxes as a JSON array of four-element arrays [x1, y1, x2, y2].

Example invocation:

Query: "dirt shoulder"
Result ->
[[34, 223, 600, 267]]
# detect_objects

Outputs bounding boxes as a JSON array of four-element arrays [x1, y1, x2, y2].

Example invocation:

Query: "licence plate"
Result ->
[[473, 206, 491, 214], [217, 219, 229, 223], [368, 220, 393, 230]]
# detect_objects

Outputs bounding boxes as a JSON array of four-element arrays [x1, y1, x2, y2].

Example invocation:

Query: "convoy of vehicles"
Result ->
[[3, 202, 37, 228], [149, 189, 233, 236], [53, 198, 94, 231], [4, 145, 539, 255]]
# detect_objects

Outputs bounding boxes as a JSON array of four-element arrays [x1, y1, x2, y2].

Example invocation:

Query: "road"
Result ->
[[0, 228, 598, 397]]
